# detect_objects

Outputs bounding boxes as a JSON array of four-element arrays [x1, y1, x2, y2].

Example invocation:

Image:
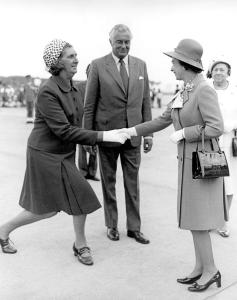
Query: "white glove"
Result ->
[[118, 127, 137, 137], [103, 130, 130, 144], [169, 129, 184, 144]]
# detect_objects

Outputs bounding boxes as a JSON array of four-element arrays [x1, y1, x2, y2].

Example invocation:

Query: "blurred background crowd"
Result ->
[[0, 76, 179, 111]]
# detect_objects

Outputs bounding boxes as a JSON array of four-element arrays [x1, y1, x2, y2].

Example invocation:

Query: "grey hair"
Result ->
[[109, 24, 132, 41]]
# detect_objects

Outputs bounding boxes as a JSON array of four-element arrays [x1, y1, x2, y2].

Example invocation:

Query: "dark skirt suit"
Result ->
[[19, 76, 102, 215], [135, 74, 228, 230]]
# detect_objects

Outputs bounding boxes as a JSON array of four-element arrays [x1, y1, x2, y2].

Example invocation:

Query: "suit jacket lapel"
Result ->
[[105, 54, 126, 94]]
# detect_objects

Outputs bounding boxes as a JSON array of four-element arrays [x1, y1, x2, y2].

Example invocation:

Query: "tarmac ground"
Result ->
[[1, 106, 237, 300]]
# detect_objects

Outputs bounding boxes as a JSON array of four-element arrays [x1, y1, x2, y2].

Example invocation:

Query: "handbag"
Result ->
[[232, 129, 237, 157], [192, 130, 229, 179]]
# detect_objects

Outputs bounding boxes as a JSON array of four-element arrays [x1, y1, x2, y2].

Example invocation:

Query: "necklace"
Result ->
[[183, 75, 197, 92]]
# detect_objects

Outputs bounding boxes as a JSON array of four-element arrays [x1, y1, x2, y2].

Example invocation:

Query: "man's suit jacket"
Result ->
[[77, 80, 87, 103], [84, 53, 152, 147]]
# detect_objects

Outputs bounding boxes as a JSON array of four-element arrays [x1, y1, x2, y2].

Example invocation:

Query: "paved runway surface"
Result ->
[[1, 107, 237, 300]]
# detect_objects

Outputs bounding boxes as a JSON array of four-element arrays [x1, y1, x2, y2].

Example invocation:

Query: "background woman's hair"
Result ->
[[179, 60, 202, 74], [49, 43, 72, 75]]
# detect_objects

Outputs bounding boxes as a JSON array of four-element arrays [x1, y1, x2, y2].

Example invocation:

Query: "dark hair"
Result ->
[[206, 62, 231, 79], [48, 43, 72, 76], [179, 60, 202, 73]]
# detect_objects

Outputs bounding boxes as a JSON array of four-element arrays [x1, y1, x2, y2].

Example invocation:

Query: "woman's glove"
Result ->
[[103, 130, 130, 144], [118, 127, 137, 137], [169, 129, 184, 144]]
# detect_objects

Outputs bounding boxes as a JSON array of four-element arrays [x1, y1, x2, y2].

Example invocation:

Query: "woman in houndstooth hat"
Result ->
[[0, 39, 129, 265]]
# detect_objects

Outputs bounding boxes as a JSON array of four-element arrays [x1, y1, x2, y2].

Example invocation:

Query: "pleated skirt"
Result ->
[[19, 147, 101, 215]]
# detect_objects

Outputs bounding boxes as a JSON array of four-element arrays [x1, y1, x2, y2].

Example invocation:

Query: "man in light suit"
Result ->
[[84, 24, 152, 244]]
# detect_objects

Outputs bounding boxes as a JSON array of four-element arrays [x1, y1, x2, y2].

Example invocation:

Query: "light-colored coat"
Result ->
[[213, 82, 237, 195], [135, 74, 228, 230]]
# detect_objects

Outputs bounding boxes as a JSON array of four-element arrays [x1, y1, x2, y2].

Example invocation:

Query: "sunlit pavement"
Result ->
[[0, 107, 237, 300]]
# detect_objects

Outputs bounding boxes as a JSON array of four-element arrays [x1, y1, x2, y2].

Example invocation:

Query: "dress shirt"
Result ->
[[112, 52, 129, 76]]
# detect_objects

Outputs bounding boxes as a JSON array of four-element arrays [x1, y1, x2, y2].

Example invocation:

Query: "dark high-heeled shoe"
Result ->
[[73, 243, 93, 266], [188, 271, 221, 292], [0, 238, 17, 254], [177, 273, 202, 284]]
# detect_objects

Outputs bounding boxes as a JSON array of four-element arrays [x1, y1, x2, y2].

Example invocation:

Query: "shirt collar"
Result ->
[[53, 75, 78, 92], [111, 52, 129, 67]]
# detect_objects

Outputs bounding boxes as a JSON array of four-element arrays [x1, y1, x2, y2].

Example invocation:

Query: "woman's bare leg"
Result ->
[[192, 230, 218, 284], [218, 194, 233, 234], [73, 214, 87, 249], [186, 231, 203, 278], [0, 209, 57, 239]]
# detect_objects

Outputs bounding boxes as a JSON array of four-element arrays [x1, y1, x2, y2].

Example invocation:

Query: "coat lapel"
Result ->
[[105, 54, 125, 94]]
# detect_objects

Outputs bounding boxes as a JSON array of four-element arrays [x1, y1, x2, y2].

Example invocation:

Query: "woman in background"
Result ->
[[207, 58, 237, 237]]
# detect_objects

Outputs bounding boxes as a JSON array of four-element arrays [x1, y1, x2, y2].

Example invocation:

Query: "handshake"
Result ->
[[103, 127, 137, 144]]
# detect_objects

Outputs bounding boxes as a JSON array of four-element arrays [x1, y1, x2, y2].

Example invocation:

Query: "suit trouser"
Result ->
[[98, 142, 141, 231], [26, 101, 34, 118], [78, 145, 98, 178]]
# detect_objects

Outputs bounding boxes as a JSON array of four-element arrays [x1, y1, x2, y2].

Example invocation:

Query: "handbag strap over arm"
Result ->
[[201, 128, 222, 153]]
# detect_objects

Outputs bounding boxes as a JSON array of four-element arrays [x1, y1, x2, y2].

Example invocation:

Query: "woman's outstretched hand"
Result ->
[[103, 130, 131, 144]]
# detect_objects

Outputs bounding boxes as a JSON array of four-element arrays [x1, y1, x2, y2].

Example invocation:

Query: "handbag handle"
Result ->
[[200, 128, 221, 153]]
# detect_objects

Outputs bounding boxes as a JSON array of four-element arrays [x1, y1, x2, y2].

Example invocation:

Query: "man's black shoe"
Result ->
[[127, 230, 150, 244], [107, 228, 119, 241]]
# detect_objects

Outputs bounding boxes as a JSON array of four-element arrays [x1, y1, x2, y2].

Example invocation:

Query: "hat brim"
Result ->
[[164, 51, 203, 71]]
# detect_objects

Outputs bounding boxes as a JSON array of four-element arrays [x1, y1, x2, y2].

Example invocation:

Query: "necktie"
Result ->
[[119, 59, 129, 95]]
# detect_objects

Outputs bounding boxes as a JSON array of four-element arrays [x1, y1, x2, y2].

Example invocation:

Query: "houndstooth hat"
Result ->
[[43, 39, 67, 70]]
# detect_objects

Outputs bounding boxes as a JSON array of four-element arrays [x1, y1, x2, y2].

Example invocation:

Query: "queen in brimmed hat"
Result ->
[[123, 38, 226, 293]]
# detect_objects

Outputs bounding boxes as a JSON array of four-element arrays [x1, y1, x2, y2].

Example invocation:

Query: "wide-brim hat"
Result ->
[[164, 39, 203, 71]]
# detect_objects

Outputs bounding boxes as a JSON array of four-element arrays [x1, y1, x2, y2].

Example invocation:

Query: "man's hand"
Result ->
[[143, 137, 153, 153]]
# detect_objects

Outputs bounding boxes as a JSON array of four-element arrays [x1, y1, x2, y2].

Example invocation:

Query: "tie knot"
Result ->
[[119, 59, 124, 65]]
